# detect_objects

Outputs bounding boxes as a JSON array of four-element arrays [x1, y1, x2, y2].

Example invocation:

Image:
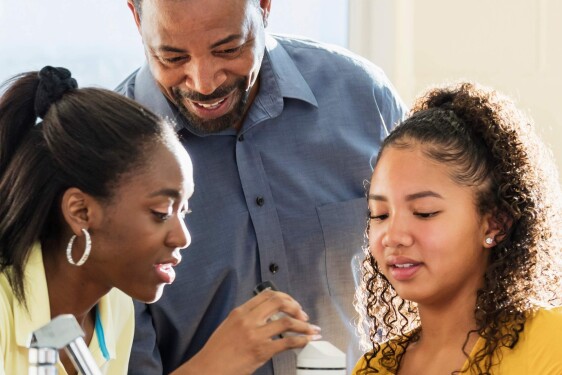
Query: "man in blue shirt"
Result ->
[[118, 0, 406, 373]]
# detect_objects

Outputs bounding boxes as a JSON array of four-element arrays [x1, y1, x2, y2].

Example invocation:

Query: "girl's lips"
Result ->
[[154, 263, 177, 284], [388, 262, 422, 281], [385, 256, 423, 281]]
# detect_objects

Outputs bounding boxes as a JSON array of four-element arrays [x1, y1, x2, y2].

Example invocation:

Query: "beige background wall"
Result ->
[[348, 0, 562, 179]]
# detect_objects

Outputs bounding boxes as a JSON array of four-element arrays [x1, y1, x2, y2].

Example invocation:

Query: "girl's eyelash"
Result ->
[[152, 210, 172, 221], [414, 211, 440, 218], [153, 207, 192, 221], [179, 208, 192, 218], [368, 212, 440, 220]]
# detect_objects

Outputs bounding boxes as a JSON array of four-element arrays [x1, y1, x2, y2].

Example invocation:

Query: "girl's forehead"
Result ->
[[370, 145, 476, 200]]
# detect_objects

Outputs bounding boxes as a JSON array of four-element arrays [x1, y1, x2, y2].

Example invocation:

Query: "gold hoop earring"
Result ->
[[66, 228, 91, 266]]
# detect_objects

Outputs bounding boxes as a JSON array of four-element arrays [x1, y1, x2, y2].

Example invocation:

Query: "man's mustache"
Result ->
[[172, 79, 245, 102]]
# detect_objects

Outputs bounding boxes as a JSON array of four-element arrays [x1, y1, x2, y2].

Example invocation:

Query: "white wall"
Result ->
[[268, 0, 348, 47], [0, 0, 144, 89], [348, 0, 562, 178]]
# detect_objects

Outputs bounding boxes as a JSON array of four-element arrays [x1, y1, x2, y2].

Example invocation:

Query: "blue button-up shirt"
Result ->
[[117, 34, 405, 375]]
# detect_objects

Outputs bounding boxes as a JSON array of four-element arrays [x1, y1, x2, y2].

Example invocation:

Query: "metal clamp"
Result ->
[[28, 314, 102, 375]]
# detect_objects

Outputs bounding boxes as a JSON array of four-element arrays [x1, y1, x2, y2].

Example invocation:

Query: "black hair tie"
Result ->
[[34, 66, 78, 119]]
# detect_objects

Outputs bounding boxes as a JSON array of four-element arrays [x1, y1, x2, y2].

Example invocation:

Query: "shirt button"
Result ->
[[256, 196, 265, 206], [238, 134, 244, 141], [269, 263, 279, 274]]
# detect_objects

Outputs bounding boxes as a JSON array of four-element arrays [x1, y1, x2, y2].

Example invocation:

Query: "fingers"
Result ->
[[266, 332, 320, 353], [241, 289, 309, 323], [188, 291, 322, 375], [237, 290, 322, 341], [250, 321, 322, 362], [258, 314, 322, 341]]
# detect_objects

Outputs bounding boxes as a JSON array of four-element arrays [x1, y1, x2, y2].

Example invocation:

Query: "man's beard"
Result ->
[[172, 77, 250, 135]]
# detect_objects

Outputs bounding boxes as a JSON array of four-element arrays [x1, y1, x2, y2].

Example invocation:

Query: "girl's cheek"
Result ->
[[368, 230, 383, 258]]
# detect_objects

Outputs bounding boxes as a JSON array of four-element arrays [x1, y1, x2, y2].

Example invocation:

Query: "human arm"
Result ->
[[170, 290, 321, 375]]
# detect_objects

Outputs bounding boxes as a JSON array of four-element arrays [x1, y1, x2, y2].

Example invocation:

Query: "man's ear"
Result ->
[[127, 0, 142, 32], [483, 210, 513, 247], [259, 0, 272, 26], [60, 188, 101, 236]]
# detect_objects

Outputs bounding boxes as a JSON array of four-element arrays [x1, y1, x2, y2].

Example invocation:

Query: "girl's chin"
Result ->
[[131, 286, 165, 304]]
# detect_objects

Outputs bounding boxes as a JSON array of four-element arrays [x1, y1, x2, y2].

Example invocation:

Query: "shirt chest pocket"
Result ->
[[316, 197, 368, 297]]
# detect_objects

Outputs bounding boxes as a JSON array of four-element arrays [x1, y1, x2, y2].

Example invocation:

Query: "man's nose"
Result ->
[[184, 59, 227, 96]]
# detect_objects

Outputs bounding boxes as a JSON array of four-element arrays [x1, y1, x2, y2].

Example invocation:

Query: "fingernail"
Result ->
[[303, 311, 309, 320], [309, 334, 323, 341], [310, 324, 321, 333]]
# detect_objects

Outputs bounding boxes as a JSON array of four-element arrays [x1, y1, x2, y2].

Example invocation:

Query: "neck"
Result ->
[[416, 291, 479, 349], [41, 239, 109, 329]]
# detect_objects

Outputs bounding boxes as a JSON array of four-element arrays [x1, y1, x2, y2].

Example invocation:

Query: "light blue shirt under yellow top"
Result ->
[[352, 307, 562, 374], [0, 243, 134, 375]]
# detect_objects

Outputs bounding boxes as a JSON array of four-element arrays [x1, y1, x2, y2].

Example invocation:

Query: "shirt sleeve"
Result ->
[[528, 307, 562, 374], [0, 283, 10, 375], [352, 355, 367, 375], [373, 73, 407, 141]]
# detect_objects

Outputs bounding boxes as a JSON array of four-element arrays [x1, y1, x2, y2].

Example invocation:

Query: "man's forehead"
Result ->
[[139, 0, 260, 19], [140, 0, 258, 7]]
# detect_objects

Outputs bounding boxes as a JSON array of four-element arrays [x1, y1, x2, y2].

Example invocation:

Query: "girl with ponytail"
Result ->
[[353, 82, 562, 374], [0, 67, 318, 375], [0, 66, 195, 374]]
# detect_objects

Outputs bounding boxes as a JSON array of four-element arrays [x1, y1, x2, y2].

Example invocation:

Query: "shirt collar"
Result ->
[[134, 66, 186, 134], [262, 34, 318, 107], [90, 295, 117, 362]]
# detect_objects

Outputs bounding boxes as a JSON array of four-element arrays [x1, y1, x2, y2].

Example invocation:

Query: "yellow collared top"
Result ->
[[352, 306, 562, 374], [0, 243, 134, 375]]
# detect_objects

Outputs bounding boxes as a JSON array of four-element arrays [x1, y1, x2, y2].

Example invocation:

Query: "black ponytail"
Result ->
[[0, 67, 173, 305], [0, 72, 40, 178]]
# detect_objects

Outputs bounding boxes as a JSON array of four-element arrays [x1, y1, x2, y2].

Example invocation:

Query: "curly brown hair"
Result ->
[[354, 82, 562, 374]]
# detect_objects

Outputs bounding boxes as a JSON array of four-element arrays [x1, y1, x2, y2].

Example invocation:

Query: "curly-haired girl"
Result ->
[[353, 82, 562, 374]]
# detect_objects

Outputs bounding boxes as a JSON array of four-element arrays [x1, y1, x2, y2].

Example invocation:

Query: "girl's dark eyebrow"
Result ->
[[368, 191, 443, 202], [405, 191, 443, 201]]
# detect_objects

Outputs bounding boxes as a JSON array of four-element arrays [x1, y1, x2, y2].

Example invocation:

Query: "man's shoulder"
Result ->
[[114, 68, 141, 98], [272, 34, 383, 76], [270, 34, 389, 93], [272, 34, 359, 60]]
